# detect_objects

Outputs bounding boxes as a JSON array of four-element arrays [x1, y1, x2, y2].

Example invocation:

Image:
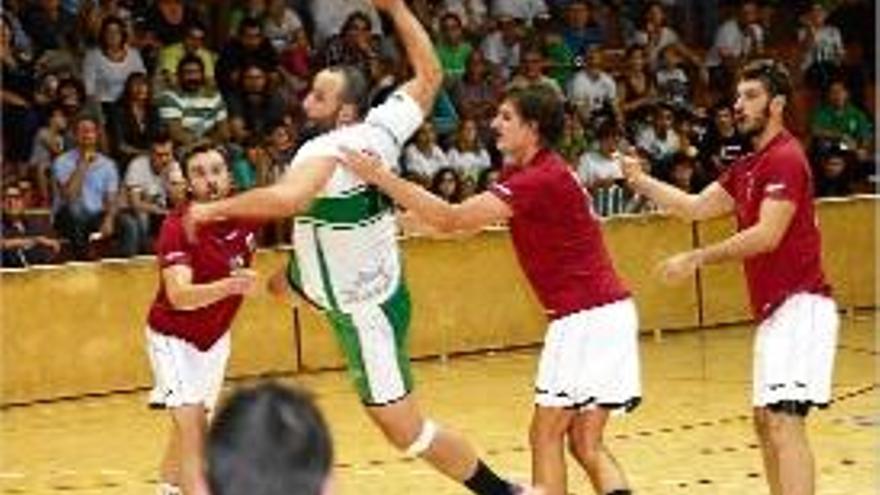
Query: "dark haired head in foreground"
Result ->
[[208, 382, 333, 495]]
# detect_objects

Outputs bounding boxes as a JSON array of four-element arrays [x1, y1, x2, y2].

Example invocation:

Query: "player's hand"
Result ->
[[37, 236, 61, 254], [615, 151, 647, 183], [339, 147, 386, 185], [227, 269, 258, 296], [98, 217, 114, 240], [656, 251, 701, 285]]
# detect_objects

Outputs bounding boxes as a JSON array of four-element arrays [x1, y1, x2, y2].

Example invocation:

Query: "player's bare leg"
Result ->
[[530, 406, 576, 495], [157, 422, 181, 494], [366, 394, 518, 494], [568, 409, 631, 494], [170, 405, 210, 495]]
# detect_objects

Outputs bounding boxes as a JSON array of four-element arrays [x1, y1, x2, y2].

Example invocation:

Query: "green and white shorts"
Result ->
[[324, 284, 414, 406]]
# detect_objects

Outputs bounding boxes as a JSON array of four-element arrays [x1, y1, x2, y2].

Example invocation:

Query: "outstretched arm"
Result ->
[[163, 264, 257, 310], [340, 148, 511, 234], [657, 197, 796, 284], [619, 152, 734, 221], [374, 0, 443, 114], [186, 157, 336, 236]]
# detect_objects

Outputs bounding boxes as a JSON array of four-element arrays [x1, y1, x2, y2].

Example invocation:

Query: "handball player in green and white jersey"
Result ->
[[187, 1, 525, 493]]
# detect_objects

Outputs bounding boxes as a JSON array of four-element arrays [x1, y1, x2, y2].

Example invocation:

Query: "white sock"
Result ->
[[157, 482, 181, 495]]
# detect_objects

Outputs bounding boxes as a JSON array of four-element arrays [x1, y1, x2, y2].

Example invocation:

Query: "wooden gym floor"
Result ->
[[2, 312, 876, 494]]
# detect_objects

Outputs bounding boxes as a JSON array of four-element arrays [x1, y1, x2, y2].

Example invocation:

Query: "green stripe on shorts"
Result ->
[[324, 283, 413, 404]]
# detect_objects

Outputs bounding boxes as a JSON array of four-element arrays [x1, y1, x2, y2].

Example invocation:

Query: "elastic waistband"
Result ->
[[547, 294, 633, 322]]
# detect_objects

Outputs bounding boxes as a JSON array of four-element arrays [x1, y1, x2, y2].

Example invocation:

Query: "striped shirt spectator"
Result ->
[[590, 184, 629, 217], [159, 55, 228, 146]]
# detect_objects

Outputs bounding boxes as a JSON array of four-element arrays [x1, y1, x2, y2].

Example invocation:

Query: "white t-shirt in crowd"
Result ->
[[491, 0, 547, 24], [122, 155, 181, 209], [798, 25, 844, 69], [442, 0, 488, 30], [636, 125, 681, 162], [447, 147, 492, 180], [705, 19, 764, 67], [567, 70, 617, 115], [577, 150, 623, 186], [308, 0, 382, 45], [480, 32, 520, 80], [404, 144, 449, 179], [632, 26, 680, 67], [264, 8, 303, 52], [82, 47, 146, 103]]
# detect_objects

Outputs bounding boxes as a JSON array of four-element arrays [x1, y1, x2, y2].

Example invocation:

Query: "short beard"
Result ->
[[738, 105, 770, 140], [307, 111, 339, 133], [181, 81, 203, 93]]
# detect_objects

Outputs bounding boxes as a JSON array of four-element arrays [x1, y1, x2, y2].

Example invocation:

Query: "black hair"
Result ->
[[207, 382, 333, 495], [595, 119, 620, 141], [641, 1, 665, 24], [476, 166, 501, 192], [739, 58, 793, 102], [520, 41, 545, 60], [624, 44, 644, 59], [45, 101, 67, 117], [238, 16, 263, 34], [185, 19, 207, 35], [429, 167, 464, 203], [119, 71, 149, 103], [176, 53, 205, 84], [151, 128, 173, 147], [72, 112, 101, 129], [711, 99, 734, 116], [98, 16, 128, 51], [177, 53, 206, 76], [503, 84, 565, 148], [179, 141, 226, 179], [341, 11, 372, 34], [440, 11, 463, 28], [823, 77, 849, 98], [57, 76, 87, 102], [239, 60, 269, 87]]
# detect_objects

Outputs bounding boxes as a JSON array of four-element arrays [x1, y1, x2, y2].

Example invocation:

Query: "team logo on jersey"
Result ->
[[745, 173, 756, 202], [493, 184, 512, 197], [765, 182, 786, 199], [165, 251, 187, 263]]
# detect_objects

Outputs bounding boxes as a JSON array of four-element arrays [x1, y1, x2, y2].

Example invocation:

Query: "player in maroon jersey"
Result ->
[[620, 59, 838, 495], [339, 84, 640, 495], [146, 144, 260, 495]]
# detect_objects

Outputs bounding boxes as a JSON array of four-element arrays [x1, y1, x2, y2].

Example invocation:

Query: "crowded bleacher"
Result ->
[[1, 0, 875, 266]]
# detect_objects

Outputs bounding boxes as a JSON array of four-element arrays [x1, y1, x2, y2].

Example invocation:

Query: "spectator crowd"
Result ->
[[1, 0, 875, 266]]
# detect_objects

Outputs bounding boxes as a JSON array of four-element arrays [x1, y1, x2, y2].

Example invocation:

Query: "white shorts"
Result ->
[[535, 298, 641, 412], [753, 293, 839, 409], [146, 328, 231, 410]]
